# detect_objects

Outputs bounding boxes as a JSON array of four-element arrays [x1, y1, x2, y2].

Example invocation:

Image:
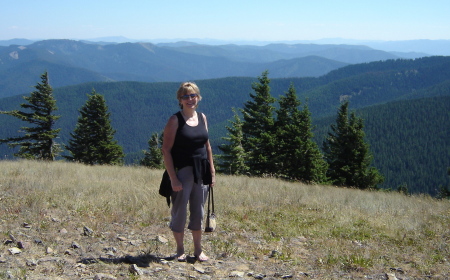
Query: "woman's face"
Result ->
[[179, 92, 199, 109]]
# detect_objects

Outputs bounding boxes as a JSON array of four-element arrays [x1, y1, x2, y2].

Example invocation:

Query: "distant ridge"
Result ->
[[0, 38, 423, 98]]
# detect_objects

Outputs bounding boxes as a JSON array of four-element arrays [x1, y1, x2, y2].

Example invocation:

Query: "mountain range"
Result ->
[[0, 39, 433, 98]]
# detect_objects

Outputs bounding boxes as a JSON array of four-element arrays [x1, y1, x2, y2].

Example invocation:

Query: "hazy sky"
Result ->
[[2, 0, 450, 42]]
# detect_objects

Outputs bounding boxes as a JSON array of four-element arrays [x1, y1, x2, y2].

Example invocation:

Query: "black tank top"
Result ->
[[171, 111, 208, 169]]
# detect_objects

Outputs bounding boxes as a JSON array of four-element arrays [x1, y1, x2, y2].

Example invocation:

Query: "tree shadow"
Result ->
[[78, 253, 199, 267], [78, 253, 161, 268]]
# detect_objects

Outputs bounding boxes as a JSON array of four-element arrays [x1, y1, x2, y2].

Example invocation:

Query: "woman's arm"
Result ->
[[203, 113, 216, 186], [162, 115, 183, 192]]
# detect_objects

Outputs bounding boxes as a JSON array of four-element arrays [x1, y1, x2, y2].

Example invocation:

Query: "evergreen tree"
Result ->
[[323, 101, 383, 189], [64, 90, 124, 165], [218, 108, 249, 175], [140, 132, 164, 168], [241, 70, 277, 176], [275, 83, 328, 183], [0, 71, 60, 160]]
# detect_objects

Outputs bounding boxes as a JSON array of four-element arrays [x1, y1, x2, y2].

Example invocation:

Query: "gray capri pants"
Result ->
[[170, 166, 208, 233]]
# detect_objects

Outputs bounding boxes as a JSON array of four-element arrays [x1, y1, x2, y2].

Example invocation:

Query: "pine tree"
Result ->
[[64, 90, 124, 165], [275, 83, 328, 183], [323, 101, 383, 189], [140, 132, 164, 168], [0, 71, 61, 160], [241, 70, 277, 176], [218, 108, 249, 175]]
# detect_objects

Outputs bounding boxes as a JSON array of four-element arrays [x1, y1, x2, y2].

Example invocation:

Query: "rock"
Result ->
[[34, 238, 43, 245], [71, 241, 81, 249], [387, 273, 399, 280], [9, 233, 17, 243], [230, 270, 245, 277], [93, 273, 117, 280], [129, 264, 143, 275], [26, 259, 38, 266], [59, 228, 68, 234], [23, 222, 32, 228], [269, 250, 281, 258], [8, 247, 21, 255], [83, 226, 94, 236], [194, 265, 205, 274], [46, 247, 54, 254], [117, 236, 127, 241], [156, 235, 168, 243], [18, 241, 31, 249], [253, 273, 266, 279]]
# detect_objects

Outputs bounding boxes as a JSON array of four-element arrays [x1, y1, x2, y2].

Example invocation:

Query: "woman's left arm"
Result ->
[[203, 113, 216, 186]]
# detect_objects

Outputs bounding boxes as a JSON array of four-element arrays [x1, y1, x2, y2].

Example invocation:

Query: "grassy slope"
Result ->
[[1, 160, 449, 279]]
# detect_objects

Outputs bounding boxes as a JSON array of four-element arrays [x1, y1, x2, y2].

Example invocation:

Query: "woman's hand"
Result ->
[[171, 178, 183, 192], [210, 169, 216, 187]]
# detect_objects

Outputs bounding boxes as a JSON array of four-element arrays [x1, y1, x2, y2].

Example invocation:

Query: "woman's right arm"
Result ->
[[162, 115, 183, 192]]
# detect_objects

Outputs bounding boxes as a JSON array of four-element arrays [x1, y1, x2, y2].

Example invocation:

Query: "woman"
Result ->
[[162, 82, 216, 262]]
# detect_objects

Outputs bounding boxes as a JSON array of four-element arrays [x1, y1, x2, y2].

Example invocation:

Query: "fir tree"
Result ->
[[241, 70, 277, 176], [218, 108, 249, 175], [64, 90, 124, 165], [275, 83, 328, 183], [140, 132, 164, 168], [323, 101, 383, 189], [0, 71, 61, 160]]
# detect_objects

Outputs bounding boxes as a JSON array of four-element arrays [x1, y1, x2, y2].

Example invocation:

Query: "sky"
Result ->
[[2, 0, 450, 42]]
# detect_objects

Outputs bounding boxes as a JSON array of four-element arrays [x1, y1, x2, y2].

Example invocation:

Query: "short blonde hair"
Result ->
[[176, 82, 202, 108]]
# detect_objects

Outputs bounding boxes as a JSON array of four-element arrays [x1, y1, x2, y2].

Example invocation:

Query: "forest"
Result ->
[[0, 56, 449, 195]]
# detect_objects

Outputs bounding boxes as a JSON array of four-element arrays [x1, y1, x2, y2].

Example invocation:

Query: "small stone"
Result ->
[[230, 271, 245, 277], [59, 228, 68, 234], [93, 273, 117, 280], [269, 250, 281, 258], [26, 259, 38, 266], [18, 241, 31, 249], [193, 265, 205, 274], [129, 264, 143, 275], [103, 247, 117, 253], [23, 222, 32, 228], [8, 247, 22, 255], [387, 273, 399, 280], [34, 239, 43, 245], [156, 235, 168, 243], [253, 273, 266, 279], [83, 226, 94, 236], [71, 241, 81, 249], [9, 233, 17, 243], [46, 247, 54, 254], [117, 236, 127, 241]]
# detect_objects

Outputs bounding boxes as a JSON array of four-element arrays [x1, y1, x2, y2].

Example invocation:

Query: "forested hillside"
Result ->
[[313, 96, 450, 195], [1, 57, 449, 194]]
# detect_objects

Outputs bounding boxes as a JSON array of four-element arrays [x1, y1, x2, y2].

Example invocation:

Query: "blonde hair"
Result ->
[[176, 82, 202, 109]]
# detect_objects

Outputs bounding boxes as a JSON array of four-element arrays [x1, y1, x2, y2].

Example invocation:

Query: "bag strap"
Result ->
[[207, 185, 214, 214]]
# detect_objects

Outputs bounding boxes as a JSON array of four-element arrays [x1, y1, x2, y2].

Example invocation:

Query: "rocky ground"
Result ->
[[1, 218, 417, 280]]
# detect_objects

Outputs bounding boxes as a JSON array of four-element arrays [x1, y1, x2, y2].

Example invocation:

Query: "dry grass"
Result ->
[[1, 160, 449, 279]]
